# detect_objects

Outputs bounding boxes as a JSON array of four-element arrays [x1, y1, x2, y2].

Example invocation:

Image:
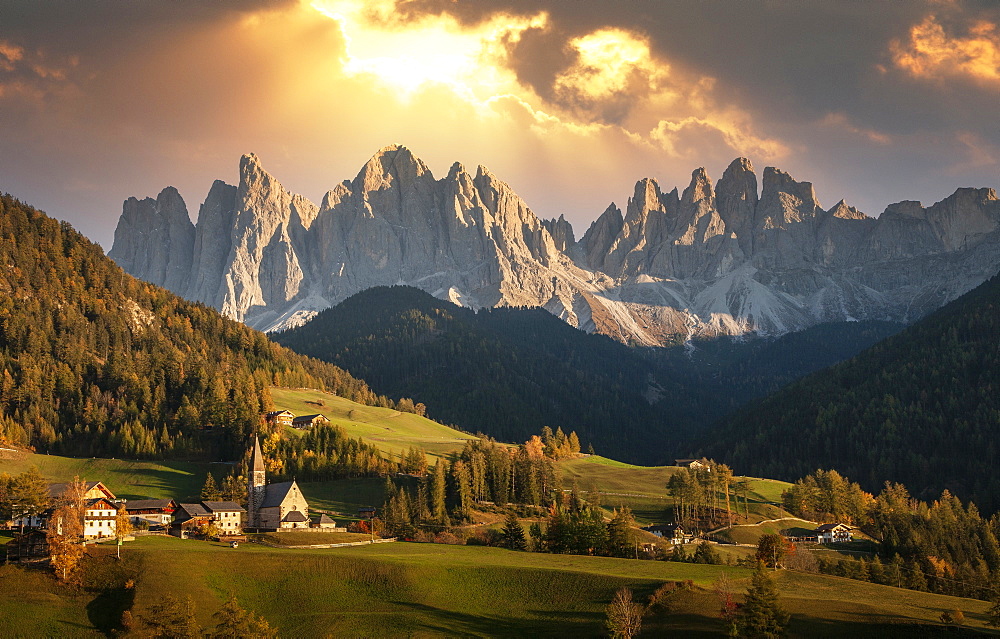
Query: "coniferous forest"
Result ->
[[0, 193, 415, 462], [273, 286, 901, 465], [698, 269, 1000, 512]]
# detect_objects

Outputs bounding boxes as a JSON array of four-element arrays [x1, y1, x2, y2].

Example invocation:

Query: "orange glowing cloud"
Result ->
[[891, 15, 1000, 84]]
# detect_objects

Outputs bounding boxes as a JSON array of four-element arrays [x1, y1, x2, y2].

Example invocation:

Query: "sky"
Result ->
[[1, 0, 998, 249]]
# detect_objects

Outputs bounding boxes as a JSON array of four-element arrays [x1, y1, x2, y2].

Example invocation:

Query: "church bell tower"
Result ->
[[247, 435, 266, 528]]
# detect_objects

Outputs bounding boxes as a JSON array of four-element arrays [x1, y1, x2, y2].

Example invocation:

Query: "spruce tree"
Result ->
[[201, 473, 221, 501], [736, 563, 790, 638], [500, 512, 527, 551]]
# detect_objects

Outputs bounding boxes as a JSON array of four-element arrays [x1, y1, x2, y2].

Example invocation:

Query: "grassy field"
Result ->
[[557, 456, 795, 525], [3, 537, 997, 637], [0, 450, 214, 501], [270, 387, 477, 459], [713, 518, 819, 545]]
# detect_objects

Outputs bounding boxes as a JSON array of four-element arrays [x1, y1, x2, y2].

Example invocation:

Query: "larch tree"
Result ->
[[605, 587, 644, 639], [47, 477, 87, 582]]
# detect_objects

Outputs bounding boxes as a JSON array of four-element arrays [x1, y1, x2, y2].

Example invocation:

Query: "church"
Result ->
[[247, 436, 310, 530]]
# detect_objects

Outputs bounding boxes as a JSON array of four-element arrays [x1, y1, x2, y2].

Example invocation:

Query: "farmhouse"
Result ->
[[124, 499, 177, 527], [82, 497, 120, 539], [292, 414, 330, 429], [264, 410, 294, 428], [674, 459, 709, 471], [247, 435, 310, 530], [815, 523, 852, 543], [642, 523, 690, 545]]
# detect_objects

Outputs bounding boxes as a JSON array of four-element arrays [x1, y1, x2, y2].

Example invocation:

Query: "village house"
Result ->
[[815, 523, 852, 544], [172, 503, 214, 536], [247, 436, 310, 530], [202, 501, 246, 534], [674, 459, 709, 471], [263, 410, 294, 429], [642, 523, 690, 545], [124, 499, 177, 528], [82, 497, 120, 539], [291, 414, 330, 430]]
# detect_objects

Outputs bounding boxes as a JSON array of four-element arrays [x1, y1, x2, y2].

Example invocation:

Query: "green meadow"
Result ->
[[0, 451, 213, 502], [3, 536, 997, 637], [269, 386, 478, 459]]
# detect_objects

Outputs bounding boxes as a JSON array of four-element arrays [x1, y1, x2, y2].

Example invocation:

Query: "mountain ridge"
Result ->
[[110, 145, 1000, 345]]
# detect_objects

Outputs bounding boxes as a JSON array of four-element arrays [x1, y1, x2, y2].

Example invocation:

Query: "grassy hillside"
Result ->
[[0, 449, 213, 501], [558, 456, 794, 525], [4, 537, 998, 637], [270, 387, 476, 460]]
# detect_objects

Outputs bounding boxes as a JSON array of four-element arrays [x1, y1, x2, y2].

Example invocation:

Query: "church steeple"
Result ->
[[247, 435, 267, 529], [251, 435, 265, 472]]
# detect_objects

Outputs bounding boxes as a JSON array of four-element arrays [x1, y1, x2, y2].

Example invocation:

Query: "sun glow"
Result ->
[[310, 0, 546, 106]]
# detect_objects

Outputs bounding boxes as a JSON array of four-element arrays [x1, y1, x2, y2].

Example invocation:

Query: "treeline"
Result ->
[[783, 470, 1000, 599], [700, 269, 1000, 512], [0, 193, 419, 460], [381, 435, 564, 534]]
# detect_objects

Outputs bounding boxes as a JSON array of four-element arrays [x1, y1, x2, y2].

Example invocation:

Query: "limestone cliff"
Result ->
[[110, 147, 1000, 345]]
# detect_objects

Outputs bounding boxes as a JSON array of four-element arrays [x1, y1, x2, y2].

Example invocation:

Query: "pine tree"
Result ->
[[500, 512, 527, 551], [736, 563, 790, 639], [201, 472, 221, 501]]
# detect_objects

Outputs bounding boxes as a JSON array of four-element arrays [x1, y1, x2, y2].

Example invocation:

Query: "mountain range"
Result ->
[[109, 145, 1000, 346]]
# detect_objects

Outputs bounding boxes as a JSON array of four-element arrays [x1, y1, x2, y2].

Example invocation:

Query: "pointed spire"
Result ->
[[251, 435, 265, 473]]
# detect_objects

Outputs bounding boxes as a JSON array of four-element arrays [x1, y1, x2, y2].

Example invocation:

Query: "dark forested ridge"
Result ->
[[696, 269, 1000, 512], [0, 193, 409, 460], [273, 286, 903, 465], [274, 286, 673, 463]]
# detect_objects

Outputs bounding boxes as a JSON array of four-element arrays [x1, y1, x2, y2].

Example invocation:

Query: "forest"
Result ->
[[0, 194, 418, 462], [273, 286, 899, 465], [698, 268, 1000, 512], [783, 470, 1000, 600]]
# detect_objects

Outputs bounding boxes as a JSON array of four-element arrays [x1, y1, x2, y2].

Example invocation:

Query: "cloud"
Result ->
[[891, 14, 1000, 85]]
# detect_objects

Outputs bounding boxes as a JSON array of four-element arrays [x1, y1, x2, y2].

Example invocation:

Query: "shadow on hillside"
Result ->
[[389, 601, 605, 637], [789, 616, 978, 638]]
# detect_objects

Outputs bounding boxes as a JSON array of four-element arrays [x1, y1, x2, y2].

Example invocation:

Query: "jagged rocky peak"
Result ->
[[716, 157, 758, 236], [757, 166, 822, 227], [542, 214, 576, 252], [355, 143, 432, 195], [109, 186, 195, 294], [826, 199, 868, 220]]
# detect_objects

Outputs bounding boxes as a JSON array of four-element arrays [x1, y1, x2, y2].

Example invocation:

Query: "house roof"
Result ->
[[176, 503, 211, 517], [315, 513, 335, 524], [266, 410, 293, 418], [251, 435, 265, 472], [292, 414, 328, 423], [282, 510, 309, 523], [815, 523, 850, 532], [202, 501, 246, 513], [124, 499, 176, 511], [260, 481, 299, 508], [644, 524, 684, 534], [49, 481, 115, 500]]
